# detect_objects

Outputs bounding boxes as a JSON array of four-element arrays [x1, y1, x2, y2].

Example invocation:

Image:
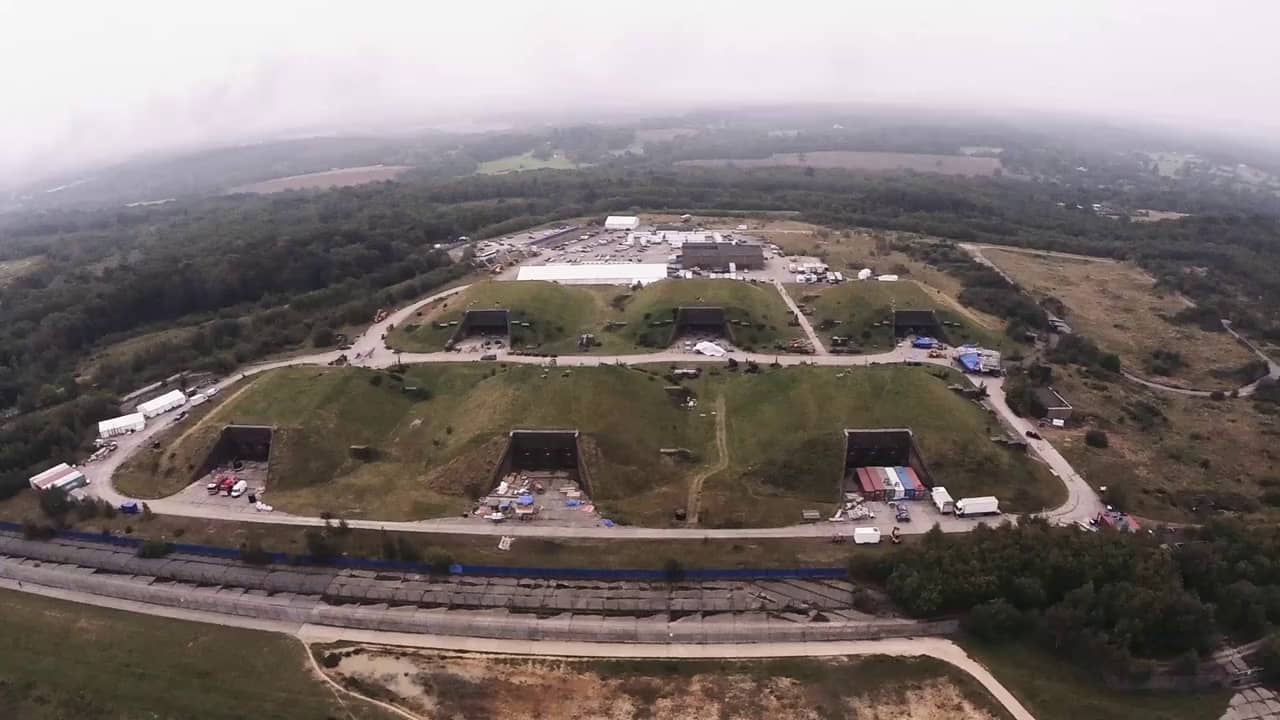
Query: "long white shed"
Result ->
[[29, 463, 87, 492], [98, 412, 145, 438], [137, 389, 187, 418], [604, 215, 640, 231]]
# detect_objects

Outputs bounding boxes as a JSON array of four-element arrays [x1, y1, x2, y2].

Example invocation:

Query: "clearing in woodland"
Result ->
[[678, 151, 1004, 176], [228, 165, 412, 193], [982, 248, 1259, 389]]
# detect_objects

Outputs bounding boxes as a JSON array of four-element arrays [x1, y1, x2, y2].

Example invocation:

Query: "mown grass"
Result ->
[[960, 638, 1230, 720], [390, 278, 803, 354], [0, 588, 394, 720], [476, 151, 582, 174]]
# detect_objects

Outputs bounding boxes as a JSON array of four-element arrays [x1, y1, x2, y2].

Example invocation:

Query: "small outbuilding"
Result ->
[[1033, 386, 1073, 422]]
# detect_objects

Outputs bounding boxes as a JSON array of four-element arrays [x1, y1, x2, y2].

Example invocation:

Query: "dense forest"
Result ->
[[856, 519, 1280, 682]]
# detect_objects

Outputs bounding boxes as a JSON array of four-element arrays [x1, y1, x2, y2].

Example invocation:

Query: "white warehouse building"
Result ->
[[98, 412, 145, 439], [604, 215, 640, 231], [137, 389, 187, 418], [517, 263, 668, 286], [28, 463, 87, 492]]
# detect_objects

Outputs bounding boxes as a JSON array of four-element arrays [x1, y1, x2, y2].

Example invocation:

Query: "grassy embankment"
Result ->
[[389, 278, 802, 354], [114, 363, 1061, 527], [792, 279, 1013, 354]]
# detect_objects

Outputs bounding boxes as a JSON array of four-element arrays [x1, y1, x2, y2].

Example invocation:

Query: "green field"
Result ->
[[960, 639, 1230, 720], [0, 588, 393, 720], [476, 151, 582, 174], [792, 280, 1011, 353], [389, 279, 803, 354], [117, 364, 1060, 526]]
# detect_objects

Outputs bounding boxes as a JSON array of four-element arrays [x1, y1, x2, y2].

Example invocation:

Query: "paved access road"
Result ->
[[0, 576, 1037, 720], [84, 280, 1105, 538]]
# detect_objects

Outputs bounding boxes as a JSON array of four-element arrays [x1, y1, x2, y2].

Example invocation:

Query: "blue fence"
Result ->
[[0, 521, 848, 581]]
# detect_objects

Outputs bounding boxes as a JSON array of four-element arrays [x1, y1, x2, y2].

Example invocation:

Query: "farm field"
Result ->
[[982, 248, 1259, 389], [389, 279, 803, 354], [678, 150, 1004, 176], [0, 588, 394, 720], [791, 280, 1012, 354], [319, 645, 1012, 720], [477, 151, 582, 174], [1046, 365, 1280, 523], [228, 164, 412, 193], [115, 364, 1058, 526]]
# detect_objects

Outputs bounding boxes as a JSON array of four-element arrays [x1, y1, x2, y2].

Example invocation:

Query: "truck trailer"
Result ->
[[853, 527, 881, 544], [954, 496, 999, 518]]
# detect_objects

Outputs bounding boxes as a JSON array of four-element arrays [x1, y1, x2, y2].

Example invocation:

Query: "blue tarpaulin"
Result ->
[[957, 352, 981, 373], [565, 498, 581, 507], [912, 337, 937, 349], [516, 494, 535, 506], [602, 519, 616, 528]]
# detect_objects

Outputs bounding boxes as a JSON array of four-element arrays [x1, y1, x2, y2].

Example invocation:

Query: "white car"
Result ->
[[230, 479, 248, 498], [206, 386, 220, 397]]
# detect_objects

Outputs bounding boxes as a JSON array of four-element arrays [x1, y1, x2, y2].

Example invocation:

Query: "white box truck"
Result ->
[[954, 496, 1000, 518], [853, 527, 881, 544], [931, 487, 955, 514]]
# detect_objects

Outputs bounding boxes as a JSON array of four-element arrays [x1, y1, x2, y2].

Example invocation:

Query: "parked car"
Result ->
[[230, 479, 248, 498], [480, 353, 497, 361], [895, 504, 911, 523], [218, 476, 237, 495], [206, 478, 223, 495], [1025, 430, 1042, 440]]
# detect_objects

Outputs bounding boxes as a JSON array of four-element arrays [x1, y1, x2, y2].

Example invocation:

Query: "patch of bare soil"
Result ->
[[320, 646, 1001, 720]]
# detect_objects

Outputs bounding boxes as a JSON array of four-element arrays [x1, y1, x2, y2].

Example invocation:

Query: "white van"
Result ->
[[853, 527, 881, 544], [230, 479, 248, 498]]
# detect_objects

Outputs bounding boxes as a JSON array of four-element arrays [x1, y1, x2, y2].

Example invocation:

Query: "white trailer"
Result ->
[[97, 412, 145, 439], [137, 389, 187, 418], [954, 496, 1000, 518], [853, 527, 881, 544], [930, 486, 955, 514]]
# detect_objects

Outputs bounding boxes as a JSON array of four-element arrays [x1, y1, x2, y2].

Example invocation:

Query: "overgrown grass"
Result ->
[[959, 638, 1230, 720], [0, 588, 394, 719]]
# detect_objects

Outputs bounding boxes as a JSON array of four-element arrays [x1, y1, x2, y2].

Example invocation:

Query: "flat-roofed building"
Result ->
[[680, 241, 765, 270]]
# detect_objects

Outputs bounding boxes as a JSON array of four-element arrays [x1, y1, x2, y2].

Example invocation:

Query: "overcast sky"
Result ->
[[2, 0, 1279, 185]]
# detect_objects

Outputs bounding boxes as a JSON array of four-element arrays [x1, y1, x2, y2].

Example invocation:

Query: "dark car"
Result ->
[[895, 504, 911, 522], [1025, 430, 1042, 440]]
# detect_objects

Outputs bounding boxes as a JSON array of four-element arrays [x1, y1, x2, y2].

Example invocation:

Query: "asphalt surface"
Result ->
[[83, 280, 1106, 538]]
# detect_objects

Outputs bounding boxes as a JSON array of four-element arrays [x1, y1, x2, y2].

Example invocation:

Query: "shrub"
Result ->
[[369, 374, 384, 387], [304, 529, 339, 564], [22, 519, 55, 540], [964, 598, 1028, 642], [1085, 429, 1110, 448], [1210, 390, 1227, 401], [136, 539, 173, 559], [428, 551, 455, 575], [321, 652, 342, 669]]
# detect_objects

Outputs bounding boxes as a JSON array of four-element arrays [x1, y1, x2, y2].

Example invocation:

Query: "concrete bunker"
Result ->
[[673, 306, 733, 345], [893, 309, 944, 340], [840, 428, 936, 502], [192, 425, 273, 494], [484, 430, 597, 524], [446, 308, 511, 350]]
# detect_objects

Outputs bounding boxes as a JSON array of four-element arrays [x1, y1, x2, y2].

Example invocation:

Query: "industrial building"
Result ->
[[29, 463, 87, 492], [137, 389, 187, 418], [516, 263, 667, 286], [97, 412, 145, 438], [1033, 386, 1074, 422], [680, 241, 765, 271], [604, 215, 640, 231]]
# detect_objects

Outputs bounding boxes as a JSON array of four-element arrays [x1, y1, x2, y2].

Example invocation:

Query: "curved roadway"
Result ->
[[83, 281, 1106, 538]]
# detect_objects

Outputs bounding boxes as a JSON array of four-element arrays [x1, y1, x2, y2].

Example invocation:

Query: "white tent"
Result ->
[[857, 268, 873, 280], [137, 389, 187, 418], [876, 274, 899, 282], [693, 341, 727, 357], [98, 412, 145, 438], [604, 215, 640, 231]]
